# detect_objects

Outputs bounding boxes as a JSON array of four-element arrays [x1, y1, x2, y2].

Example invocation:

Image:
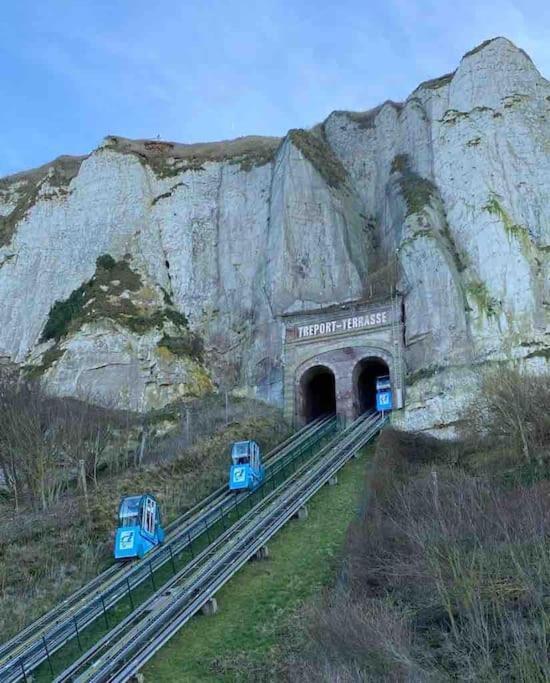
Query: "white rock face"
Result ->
[[323, 37, 549, 432], [0, 37, 548, 428]]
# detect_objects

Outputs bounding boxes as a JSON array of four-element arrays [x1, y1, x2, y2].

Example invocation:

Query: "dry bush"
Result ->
[[364, 257, 399, 302], [145, 393, 283, 463], [297, 424, 550, 681], [464, 368, 550, 463], [0, 377, 288, 641], [300, 590, 418, 682], [0, 374, 134, 510]]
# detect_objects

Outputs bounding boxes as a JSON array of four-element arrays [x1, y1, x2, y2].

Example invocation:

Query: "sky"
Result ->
[[1, 0, 549, 177]]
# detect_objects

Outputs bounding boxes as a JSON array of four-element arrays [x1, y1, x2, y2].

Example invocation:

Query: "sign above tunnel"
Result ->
[[285, 303, 394, 344]]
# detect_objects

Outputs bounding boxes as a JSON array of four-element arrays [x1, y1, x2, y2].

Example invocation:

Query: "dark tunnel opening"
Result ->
[[301, 365, 336, 423], [355, 357, 390, 416]]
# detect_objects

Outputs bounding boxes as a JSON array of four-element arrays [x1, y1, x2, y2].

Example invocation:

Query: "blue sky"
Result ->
[[1, 0, 548, 177]]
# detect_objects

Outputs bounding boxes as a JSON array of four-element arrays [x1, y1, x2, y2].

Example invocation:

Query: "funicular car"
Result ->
[[114, 493, 165, 560], [375, 374, 393, 412], [228, 440, 264, 491]]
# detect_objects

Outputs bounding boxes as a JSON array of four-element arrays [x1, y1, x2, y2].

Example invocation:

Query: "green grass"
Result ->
[[143, 450, 370, 682], [29, 428, 322, 681]]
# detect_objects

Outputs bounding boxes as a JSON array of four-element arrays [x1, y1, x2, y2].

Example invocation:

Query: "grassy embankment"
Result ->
[[143, 448, 369, 681], [147, 369, 550, 682]]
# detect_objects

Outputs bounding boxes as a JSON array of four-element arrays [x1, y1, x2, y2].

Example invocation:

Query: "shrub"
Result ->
[[40, 285, 88, 341], [157, 333, 203, 362], [0, 380, 289, 641], [463, 368, 550, 464], [390, 154, 436, 216], [95, 254, 117, 270], [294, 414, 550, 681]]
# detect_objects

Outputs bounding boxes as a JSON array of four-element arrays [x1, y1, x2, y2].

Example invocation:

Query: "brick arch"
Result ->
[[352, 355, 391, 416], [294, 354, 339, 424], [293, 344, 395, 424], [298, 364, 336, 423]]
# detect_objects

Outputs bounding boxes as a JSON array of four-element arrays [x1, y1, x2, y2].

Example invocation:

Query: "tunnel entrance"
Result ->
[[301, 365, 336, 423], [354, 357, 390, 416]]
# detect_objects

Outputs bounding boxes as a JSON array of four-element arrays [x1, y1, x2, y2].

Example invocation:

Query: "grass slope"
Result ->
[[143, 449, 370, 682]]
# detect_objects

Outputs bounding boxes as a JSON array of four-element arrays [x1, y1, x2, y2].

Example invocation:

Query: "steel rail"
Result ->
[[0, 415, 323, 660], [56, 413, 384, 683], [82, 414, 384, 683], [0, 415, 335, 682], [57, 413, 376, 682]]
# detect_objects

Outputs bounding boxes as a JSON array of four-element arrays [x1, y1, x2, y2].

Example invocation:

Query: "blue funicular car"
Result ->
[[114, 493, 165, 560], [229, 440, 264, 491], [375, 374, 393, 412]]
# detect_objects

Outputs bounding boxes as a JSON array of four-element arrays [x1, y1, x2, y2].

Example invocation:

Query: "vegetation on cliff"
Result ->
[[287, 128, 349, 188], [391, 153, 437, 216], [33, 254, 204, 375], [103, 135, 280, 177], [0, 156, 85, 247]]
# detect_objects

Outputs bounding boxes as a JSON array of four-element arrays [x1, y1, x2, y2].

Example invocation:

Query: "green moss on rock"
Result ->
[[407, 364, 446, 384], [466, 280, 500, 318], [24, 346, 66, 378], [391, 154, 436, 217], [157, 333, 204, 362], [40, 255, 189, 342], [338, 101, 403, 130], [417, 72, 455, 90], [526, 348, 550, 361], [104, 135, 280, 178], [463, 38, 496, 59], [483, 194, 531, 246], [287, 129, 348, 188], [0, 182, 40, 247], [0, 156, 85, 247], [439, 109, 470, 125]]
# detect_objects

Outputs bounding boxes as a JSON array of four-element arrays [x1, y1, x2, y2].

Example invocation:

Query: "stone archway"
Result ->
[[284, 299, 404, 425], [353, 357, 390, 416], [299, 364, 336, 423]]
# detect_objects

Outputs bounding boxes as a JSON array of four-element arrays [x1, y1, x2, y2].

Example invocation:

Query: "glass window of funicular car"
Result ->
[[119, 496, 142, 527], [232, 441, 250, 465], [142, 496, 156, 535]]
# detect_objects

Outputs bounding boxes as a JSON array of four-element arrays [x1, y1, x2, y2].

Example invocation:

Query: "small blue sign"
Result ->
[[376, 390, 393, 412]]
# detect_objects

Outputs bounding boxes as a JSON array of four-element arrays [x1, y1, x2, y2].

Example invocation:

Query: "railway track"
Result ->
[[0, 415, 336, 683], [55, 411, 386, 683]]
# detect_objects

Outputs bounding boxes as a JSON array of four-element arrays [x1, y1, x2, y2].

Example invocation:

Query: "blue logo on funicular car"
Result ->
[[232, 467, 246, 484], [119, 530, 135, 550], [376, 390, 393, 412]]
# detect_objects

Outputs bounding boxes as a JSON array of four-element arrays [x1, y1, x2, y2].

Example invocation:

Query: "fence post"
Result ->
[[100, 595, 109, 629], [43, 637, 53, 676], [168, 544, 177, 574], [126, 577, 135, 609], [148, 560, 157, 590], [137, 428, 147, 468], [204, 519, 211, 544], [73, 617, 82, 651], [79, 459, 89, 516]]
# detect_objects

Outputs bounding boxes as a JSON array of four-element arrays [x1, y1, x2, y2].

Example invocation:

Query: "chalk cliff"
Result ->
[[0, 37, 548, 430]]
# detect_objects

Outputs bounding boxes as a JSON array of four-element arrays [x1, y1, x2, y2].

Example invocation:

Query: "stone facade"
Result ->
[[282, 298, 405, 424]]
